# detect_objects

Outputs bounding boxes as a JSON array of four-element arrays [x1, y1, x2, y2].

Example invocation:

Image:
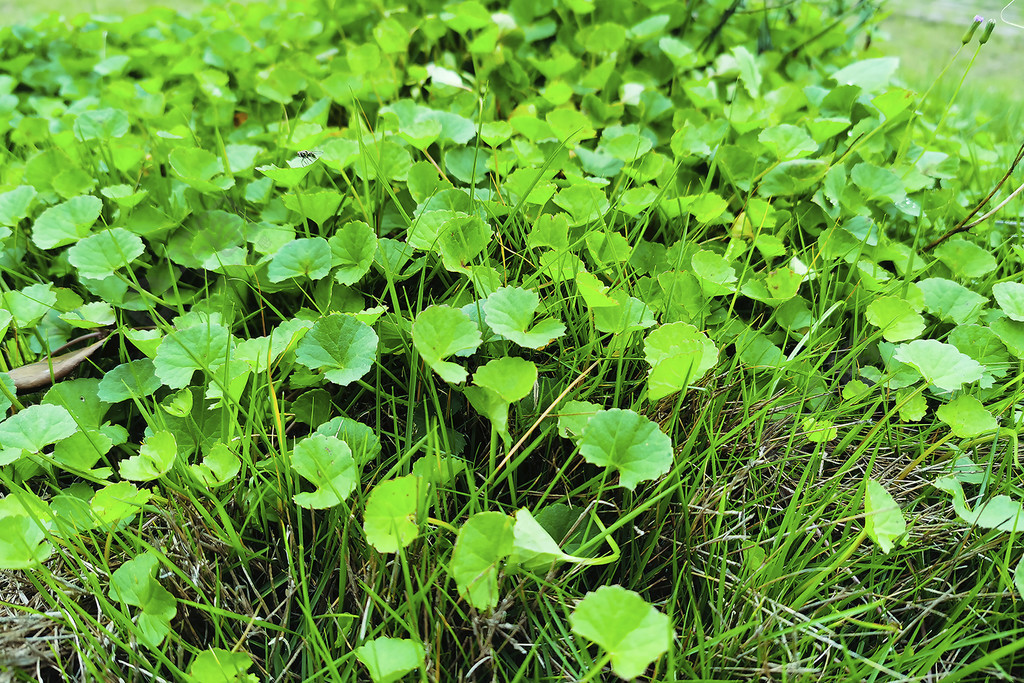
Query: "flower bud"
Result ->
[[962, 15, 983, 44], [979, 20, 996, 45]]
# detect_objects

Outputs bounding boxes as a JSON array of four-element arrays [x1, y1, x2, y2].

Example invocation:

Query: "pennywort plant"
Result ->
[[1, 0, 1024, 680]]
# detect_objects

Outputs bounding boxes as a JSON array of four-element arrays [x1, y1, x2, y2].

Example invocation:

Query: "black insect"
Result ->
[[295, 149, 321, 166]]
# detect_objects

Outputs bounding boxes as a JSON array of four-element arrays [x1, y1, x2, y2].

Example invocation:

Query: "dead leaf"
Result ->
[[7, 337, 108, 392]]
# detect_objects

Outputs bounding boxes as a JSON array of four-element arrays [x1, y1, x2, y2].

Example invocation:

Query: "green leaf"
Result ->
[[993, 281, 1024, 322], [579, 409, 672, 490], [170, 148, 233, 191], [61, 301, 116, 328], [936, 395, 998, 438], [355, 637, 425, 683], [684, 192, 729, 224], [0, 513, 52, 568], [538, 250, 586, 282], [67, 228, 145, 279], [917, 278, 987, 325], [290, 389, 333, 428], [444, 147, 488, 184], [268, 237, 332, 283], [593, 290, 656, 335], [557, 400, 603, 440], [413, 305, 481, 384], [31, 195, 103, 249], [256, 163, 313, 187], [508, 508, 606, 572], [545, 108, 597, 146], [865, 296, 925, 342], [295, 314, 378, 386], [644, 322, 718, 402], [528, 213, 570, 250], [576, 271, 617, 308], [363, 475, 421, 553], [3, 283, 57, 328], [120, 431, 177, 481], [282, 190, 343, 225], [479, 121, 513, 147], [585, 231, 632, 267], [601, 128, 653, 162], [153, 324, 233, 390], [0, 185, 37, 227], [437, 213, 492, 272], [758, 124, 817, 160], [91, 481, 150, 527], [864, 479, 906, 554], [291, 434, 357, 509], [353, 141, 412, 182], [569, 585, 671, 680], [896, 388, 928, 422], [893, 340, 984, 392], [991, 318, 1024, 359], [73, 108, 130, 141], [450, 511, 514, 611], [374, 17, 411, 53], [483, 286, 566, 349], [44, 378, 109, 428], [161, 388, 194, 418], [935, 238, 997, 279], [851, 162, 906, 204], [473, 356, 537, 403], [186, 648, 257, 683], [190, 443, 241, 488], [691, 249, 737, 296], [315, 416, 382, 466], [411, 453, 466, 486], [552, 183, 610, 226], [831, 57, 899, 91], [758, 159, 827, 197], [801, 416, 837, 443], [108, 552, 177, 649], [934, 476, 1024, 532], [0, 404, 78, 452]]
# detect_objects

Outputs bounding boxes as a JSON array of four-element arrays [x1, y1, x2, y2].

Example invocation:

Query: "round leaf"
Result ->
[[893, 339, 984, 392], [569, 585, 671, 680], [579, 409, 672, 490], [267, 237, 332, 283], [993, 281, 1024, 322], [865, 296, 925, 342], [412, 305, 481, 384], [291, 434, 357, 509], [355, 637, 425, 683], [120, 431, 177, 482], [472, 357, 537, 404], [483, 286, 566, 349], [450, 511, 514, 610], [363, 475, 421, 553], [295, 314, 378, 386], [0, 403, 78, 453], [864, 480, 906, 554], [68, 228, 145, 279], [31, 195, 103, 249], [936, 395, 998, 438], [643, 322, 718, 401], [153, 324, 233, 390]]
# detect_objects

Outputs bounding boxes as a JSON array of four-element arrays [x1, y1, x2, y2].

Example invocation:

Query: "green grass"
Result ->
[[2, 0, 1024, 681]]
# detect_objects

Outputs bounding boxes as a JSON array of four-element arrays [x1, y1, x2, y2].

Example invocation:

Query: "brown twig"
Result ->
[[923, 138, 1024, 252]]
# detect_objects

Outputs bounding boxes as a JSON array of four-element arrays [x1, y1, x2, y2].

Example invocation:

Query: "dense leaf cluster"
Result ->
[[1, 0, 1023, 680]]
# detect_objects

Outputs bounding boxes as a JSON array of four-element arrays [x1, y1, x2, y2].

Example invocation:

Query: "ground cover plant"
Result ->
[[2, 0, 1024, 680]]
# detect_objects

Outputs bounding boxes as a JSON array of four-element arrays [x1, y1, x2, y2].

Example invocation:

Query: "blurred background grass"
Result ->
[[881, 1, 1024, 99], [2, 0, 1021, 133]]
